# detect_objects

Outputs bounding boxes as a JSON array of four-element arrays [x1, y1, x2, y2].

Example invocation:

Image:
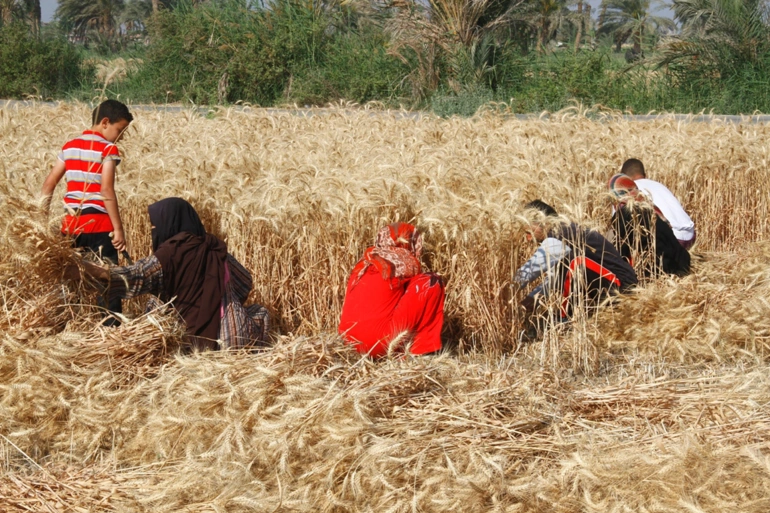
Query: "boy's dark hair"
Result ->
[[621, 158, 646, 178], [525, 200, 557, 217], [92, 99, 133, 125]]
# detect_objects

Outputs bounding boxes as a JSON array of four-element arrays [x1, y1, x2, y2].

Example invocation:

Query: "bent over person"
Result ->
[[68, 198, 269, 351], [339, 223, 445, 357], [516, 200, 637, 323], [621, 158, 696, 249], [608, 174, 691, 277]]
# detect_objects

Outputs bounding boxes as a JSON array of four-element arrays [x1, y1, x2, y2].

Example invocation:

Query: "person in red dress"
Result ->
[[339, 223, 445, 358]]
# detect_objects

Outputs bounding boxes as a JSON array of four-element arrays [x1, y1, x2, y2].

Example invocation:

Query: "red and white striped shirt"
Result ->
[[58, 130, 121, 234]]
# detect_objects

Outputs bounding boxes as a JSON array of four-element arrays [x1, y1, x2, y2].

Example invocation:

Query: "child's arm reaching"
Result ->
[[100, 160, 126, 252], [41, 160, 66, 213]]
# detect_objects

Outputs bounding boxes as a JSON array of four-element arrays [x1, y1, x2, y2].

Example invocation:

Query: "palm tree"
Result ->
[[673, 0, 767, 39], [1, 0, 40, 33], [573, 0, 589, 52], [22, 0, 40, 32], [1, 0, 18, 25], [517, 0, 572, 54], [671, 0, 713, 35], [599, 0, 674, 54], [386, 0, 528, 96], [662, 0, 770, 71], [121, 0, 176, 30], [573, 0, 582, 51], [56, 0, 126, 42]]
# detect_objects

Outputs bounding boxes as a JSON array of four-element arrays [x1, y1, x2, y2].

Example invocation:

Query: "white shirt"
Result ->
[[515, 238, 571, 297], [635, 178, 695, 242]]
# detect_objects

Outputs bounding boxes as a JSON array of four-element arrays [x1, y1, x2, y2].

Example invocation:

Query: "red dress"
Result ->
[[339, 266, 445, 357]]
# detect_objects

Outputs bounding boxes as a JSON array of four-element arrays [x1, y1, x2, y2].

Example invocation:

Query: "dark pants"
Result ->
[[558, 256, 622, 320], [73, 232, 122, 326]]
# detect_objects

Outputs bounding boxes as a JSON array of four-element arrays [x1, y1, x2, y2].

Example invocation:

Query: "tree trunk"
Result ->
[[1, 1, 12, 26], [31, 0, 41, 34], [538, 20, 549, 55], [152, 0, 159, 13], [598, 4, 607, 32], [574, 1, 583, 54], [633, 26, 642, 55]]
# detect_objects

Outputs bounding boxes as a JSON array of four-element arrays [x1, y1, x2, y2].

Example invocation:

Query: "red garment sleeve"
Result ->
[[102, 143, 121, 165]]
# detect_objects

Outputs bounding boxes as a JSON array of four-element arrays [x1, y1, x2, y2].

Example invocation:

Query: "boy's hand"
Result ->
[[41, 160, 67, 214], [110, 229, 127, 252]]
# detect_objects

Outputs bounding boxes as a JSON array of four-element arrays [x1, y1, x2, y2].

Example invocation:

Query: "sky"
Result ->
[[41, 0, 56, 22], [39, 0, 674, 24], [584, 0, 675, 19]]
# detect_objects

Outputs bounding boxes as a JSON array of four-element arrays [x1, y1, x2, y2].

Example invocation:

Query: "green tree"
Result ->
[[1, 0, 39, 31], [121, 0, 175, 31], [599, 0, 674, 54], [0, 0, 14, 25], [0, 22, 84, 98], [55, 0, 126, 43], [573, 0, 590, 52], [27, 0, 40, 32], [516, 0, 573, 54], [663, 0, 769, 70], [387, 0, 528, 96]]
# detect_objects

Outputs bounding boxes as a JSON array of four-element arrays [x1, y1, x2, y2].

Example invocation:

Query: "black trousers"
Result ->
[[73, 232, 122, 325]]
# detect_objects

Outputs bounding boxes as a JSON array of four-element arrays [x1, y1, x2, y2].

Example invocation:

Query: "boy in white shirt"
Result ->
[[621, 158, 696, 250]]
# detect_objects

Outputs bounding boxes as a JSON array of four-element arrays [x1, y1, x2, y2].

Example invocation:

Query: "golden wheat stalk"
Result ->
[[1, 103, 770, 511]]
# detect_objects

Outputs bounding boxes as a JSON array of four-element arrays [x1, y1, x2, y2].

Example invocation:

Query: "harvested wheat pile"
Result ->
[[1, 103, 770, 511], [0, 462, 143, 512]]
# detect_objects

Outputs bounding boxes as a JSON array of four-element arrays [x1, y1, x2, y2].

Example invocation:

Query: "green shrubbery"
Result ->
[[1, 0, 770, 115], [111, 0, 408, 106], [0, 23, 85, 99]]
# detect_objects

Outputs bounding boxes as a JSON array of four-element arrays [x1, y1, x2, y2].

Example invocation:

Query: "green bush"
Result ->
[[121, 0, 373, 106], [128, 1, 246, 104], [4, 0, 768, 114], [119, 0, 407, 106], [0, 23, 84, 99], [286, 27, 408, 106], [227, 0, 331, 105]]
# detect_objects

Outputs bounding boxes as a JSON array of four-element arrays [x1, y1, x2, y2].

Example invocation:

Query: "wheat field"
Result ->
[[1, 102, 770, 512]]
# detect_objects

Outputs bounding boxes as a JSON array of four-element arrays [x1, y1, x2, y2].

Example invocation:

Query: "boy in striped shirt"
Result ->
[[41, 99, 133, 325]]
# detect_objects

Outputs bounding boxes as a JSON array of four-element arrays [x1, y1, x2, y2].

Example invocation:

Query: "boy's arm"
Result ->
[[41, 160, 67, 212], [100, 160, 126, 252], [514, 238, 570, 287]]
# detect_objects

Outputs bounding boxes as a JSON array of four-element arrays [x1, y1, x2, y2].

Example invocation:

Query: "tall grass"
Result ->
[[2, 104, 770, 510]]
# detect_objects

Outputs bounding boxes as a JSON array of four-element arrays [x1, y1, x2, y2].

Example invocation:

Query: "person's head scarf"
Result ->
[[148, 197, 206, 252], [148, 198, 227, 351], [352, 223, 423, 286], [608, 173, 667, 222]]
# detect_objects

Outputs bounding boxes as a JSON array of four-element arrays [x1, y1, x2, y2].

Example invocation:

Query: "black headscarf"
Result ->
[[148, 198, 227, 351], [148, 198, 206, 252]]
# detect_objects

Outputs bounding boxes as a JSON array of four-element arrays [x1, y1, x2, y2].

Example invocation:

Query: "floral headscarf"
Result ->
[[608, 173, 667, 222], [352, 223, 423, 285]]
